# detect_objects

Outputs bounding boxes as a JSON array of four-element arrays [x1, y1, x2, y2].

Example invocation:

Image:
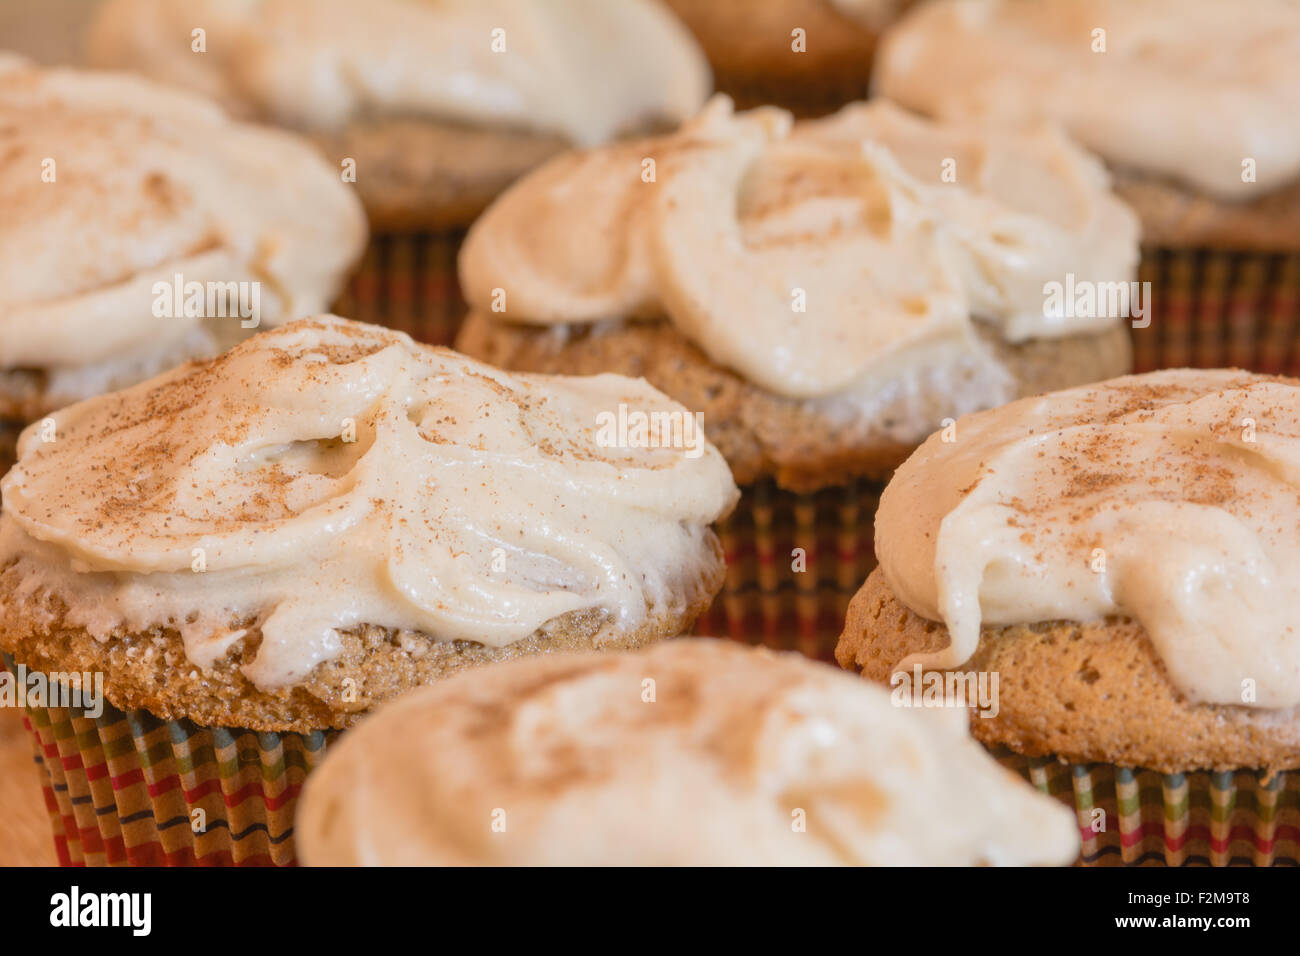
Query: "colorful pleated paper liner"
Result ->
[[334, 229, 469, 349], [694, 479, 881, 664], [1133, 249, 1300, 377], [993, 748, 1300, 867], [5, 653, 330, 867]]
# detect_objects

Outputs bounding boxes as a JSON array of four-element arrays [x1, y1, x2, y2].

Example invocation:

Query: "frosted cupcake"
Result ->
[[875, 0, 1300, 376], [0, 315, 737, 864], [454, 94, 1137, 655], [86, 0, 711, 231], [457, 96, 1138, 491], [838, 369, 1300, 865], [297, 639, 1079, 866], [0, 56, 366, 469]]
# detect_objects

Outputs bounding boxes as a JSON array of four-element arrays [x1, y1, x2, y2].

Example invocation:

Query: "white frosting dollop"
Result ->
[[86, 0, 711, 146], [0, 317, 738, 691], [297, 640, 1080, 866], [461, 96, 1138, 402], [875, 0, 1300, 199], [875, 370, 1300, 709], [0, 59, 366, 374]]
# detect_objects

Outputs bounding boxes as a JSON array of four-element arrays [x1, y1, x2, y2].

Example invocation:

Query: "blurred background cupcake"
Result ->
[[0, 316, 737, 864], [81, 0, 713, 347], [0, 54, 365, 473], [874, 0, 1300, 379], [839, 369, 1300, 866], [663, 0, 915, 116], [455, 94, 1138, 661]]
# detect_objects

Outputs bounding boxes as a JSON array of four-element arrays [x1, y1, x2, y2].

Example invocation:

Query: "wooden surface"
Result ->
[[0, 707, 57, 866]]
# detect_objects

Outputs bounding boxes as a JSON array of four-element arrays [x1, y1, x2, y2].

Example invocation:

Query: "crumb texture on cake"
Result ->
[[456, 311, 1131, 489], [0, 557, 720, 732], [837, 569, 1300, 774], [870, 369, 1300, 711]]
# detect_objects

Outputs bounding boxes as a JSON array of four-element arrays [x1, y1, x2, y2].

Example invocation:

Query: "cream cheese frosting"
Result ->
[[875, 0, 1300, 200], [86, 0, 711, 146], [460, 95, 1138, 407], [296, 639, 1080, 866], [0, 317, 738, 691], [0, 59, 366, 377], [875, 369, 1300, 709]]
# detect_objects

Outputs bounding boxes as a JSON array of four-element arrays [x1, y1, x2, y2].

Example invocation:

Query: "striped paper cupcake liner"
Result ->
[[334, 229, 470, 348], [695, 478, 882, 664], [993, 748, 1300, 867], [4, 654, 330, 867], [1133, 248, 1300, 377]]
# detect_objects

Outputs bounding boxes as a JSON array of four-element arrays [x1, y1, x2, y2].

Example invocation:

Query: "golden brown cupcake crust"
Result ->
[[455, 311, 1133, 491], [836, 568, 1300, 774], [0, 552, 723, 734]]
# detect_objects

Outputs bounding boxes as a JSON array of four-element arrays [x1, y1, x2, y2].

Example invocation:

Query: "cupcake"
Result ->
[[874, 0, 1300, 378], [86, 0, 713, 347], [662, 0, 914, 116], [0, 315, 737, 865], [296, 639, 1080, 865], [455, 94, 1138, 657], [0, 55, 366, 470], [837, 369, 1300, 865]]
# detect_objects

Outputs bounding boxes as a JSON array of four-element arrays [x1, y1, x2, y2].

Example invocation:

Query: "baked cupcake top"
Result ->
[[86, 0, 710, 147], [875, 369, 1300, 709], [875, 0, 1300, 200], [0, 57, 365, 378], [297, 639, 1079, 866], [460, 95, 1138, 402], [0, 316, 738, 691]]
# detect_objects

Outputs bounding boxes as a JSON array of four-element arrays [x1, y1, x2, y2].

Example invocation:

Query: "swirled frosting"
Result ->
[[0, 59, 366, 376], [461, 96, 1138, 402], [297, 640, 1079, 866], [86, 0, 710, 146], [0, 317, 738, 690], [875, 0, 1300, 200], [875, 370, 1300, 709]]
